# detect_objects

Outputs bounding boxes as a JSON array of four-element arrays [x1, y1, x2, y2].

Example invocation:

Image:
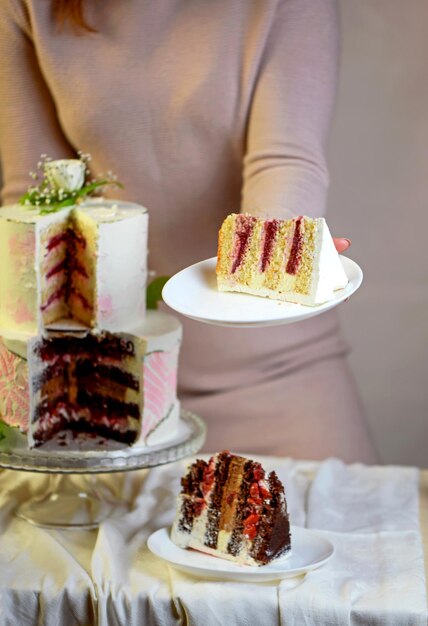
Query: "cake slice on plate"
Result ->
[[216, 213, 348, 306], [171, 451, 291, 566]]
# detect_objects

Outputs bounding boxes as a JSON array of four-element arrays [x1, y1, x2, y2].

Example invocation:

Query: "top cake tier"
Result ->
[[0, 199, 148, 336]]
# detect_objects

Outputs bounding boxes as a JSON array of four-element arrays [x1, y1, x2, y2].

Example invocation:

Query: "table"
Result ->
[[0, 459, 426, 625]]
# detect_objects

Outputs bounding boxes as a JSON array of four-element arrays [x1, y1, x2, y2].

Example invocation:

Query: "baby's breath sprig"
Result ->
[[19, 154, 123, 215]]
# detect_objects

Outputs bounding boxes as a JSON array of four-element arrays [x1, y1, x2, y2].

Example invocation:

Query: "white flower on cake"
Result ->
[[20, 153, 123, 215], [44, 159, 86, 193]]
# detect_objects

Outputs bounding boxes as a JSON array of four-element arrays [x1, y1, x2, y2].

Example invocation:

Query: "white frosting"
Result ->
[[133, 311, 182, 444], [0, 203, 72, 224], [310, 218, 349, 305], [76, 201, 149, 331], [78, 198, 146, 222], [145, 400, 180, 446]]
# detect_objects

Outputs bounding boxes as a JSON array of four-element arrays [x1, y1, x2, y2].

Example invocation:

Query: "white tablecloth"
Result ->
[[0, 457, 426, 626]]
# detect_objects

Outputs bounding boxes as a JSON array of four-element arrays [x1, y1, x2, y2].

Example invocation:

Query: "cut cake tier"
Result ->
[[0, 311, 182, 449], [171, 451, 291, 566], [0, 199, 148, 334], [216, 214, 348, 306], [29, 331, 144, 447]]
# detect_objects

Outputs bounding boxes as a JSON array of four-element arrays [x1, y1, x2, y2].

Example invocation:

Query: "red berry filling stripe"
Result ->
[[40, 284, 68, 311], [42, 226, 91, 319], [45, 232, 68, 252], [201, 457, 216, 497], [260, 219, 279, 273], [286, 216, 304, 275], [243, 463, 271, 541], [231, 215, 257, 274], [45, 252, 90, 281]]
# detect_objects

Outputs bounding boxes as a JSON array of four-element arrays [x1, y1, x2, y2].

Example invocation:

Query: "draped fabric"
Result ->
[[0, 457, 425, 625]]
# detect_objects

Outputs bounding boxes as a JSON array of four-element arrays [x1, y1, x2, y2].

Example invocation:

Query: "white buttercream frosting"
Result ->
[[310, 218, 349, 305]]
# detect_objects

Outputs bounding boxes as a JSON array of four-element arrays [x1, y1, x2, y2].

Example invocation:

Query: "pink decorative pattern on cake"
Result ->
[[142, 346, 178, 439], [8, 232, 36, 282], [9, 232, 35, 258], [6, 297, 35, 325], [0, 341, 29, 431]]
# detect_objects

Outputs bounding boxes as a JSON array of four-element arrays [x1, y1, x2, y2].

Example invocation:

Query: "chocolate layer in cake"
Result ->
[[28, 331, 143, 447]]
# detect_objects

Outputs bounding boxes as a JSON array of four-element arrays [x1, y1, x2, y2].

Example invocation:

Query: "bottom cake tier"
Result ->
[[0, 310, 182, 451]]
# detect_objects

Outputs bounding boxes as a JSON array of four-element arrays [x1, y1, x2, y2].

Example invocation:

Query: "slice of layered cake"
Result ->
[[28, 331, 144, 447], [217, 213, 348, 306], [171, 451, 291, 566], [0, 199, 148, 334]]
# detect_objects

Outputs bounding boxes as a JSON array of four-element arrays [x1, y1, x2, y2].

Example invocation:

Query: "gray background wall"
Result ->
[[328, 1, 428, 467]]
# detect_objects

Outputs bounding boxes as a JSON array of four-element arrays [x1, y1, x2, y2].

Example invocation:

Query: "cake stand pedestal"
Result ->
[[0, 410, 206, 530]]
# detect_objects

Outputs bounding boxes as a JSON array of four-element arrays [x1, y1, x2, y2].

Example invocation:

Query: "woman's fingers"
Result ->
[[333, 237, 351, 253]]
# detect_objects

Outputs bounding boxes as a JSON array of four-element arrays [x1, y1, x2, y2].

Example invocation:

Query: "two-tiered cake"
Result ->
[[0, 158, 182, 450]]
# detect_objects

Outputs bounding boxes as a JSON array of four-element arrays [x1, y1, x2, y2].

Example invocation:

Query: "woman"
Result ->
[[0, 0, 377, 461]]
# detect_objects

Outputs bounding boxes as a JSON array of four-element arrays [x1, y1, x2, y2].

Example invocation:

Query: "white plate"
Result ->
[[162, 256, 362, 328], [147, 525, 334, 582]]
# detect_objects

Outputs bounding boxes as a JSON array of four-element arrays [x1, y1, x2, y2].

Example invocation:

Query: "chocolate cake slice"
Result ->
[[171, 451, 291, 566], [28, 331, 144, 447]]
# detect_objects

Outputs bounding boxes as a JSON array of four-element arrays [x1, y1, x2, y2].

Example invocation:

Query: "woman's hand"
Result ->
[[333, 238, 351, 253]]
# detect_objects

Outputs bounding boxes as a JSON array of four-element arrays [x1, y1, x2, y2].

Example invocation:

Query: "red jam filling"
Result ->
[[201, 457, 216, 497], [231, 215, 256, 274], [46, 258, 68, 279], [243, 464, 272, 541], [193, 498, 205, 517], [46, 232, 68, 252], [69, 289, 93, 312], [40, 284, 68, 311], [260, 219, 279, 273], [286, 216, 304, 275]]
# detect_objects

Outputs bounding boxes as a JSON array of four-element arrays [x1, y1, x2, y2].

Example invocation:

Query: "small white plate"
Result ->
[[147, 525, 334, 582], [162, 256, 362, 328]]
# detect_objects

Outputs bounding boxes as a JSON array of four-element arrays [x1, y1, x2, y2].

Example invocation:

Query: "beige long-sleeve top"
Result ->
[[0, 0, 366, 458]]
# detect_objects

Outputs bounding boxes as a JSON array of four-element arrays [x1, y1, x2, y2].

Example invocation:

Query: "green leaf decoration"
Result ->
[[76, 180, 124, 197], [146, 276, 170, 310], [0, 420, 7, 442]]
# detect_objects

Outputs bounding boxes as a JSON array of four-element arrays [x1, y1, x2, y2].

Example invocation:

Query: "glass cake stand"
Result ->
[[0, 410, 206, 530]]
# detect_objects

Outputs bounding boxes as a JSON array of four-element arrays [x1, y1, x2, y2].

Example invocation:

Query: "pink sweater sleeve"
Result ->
[[242, 0, 340, 219], [0, 1, 74, 205]]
